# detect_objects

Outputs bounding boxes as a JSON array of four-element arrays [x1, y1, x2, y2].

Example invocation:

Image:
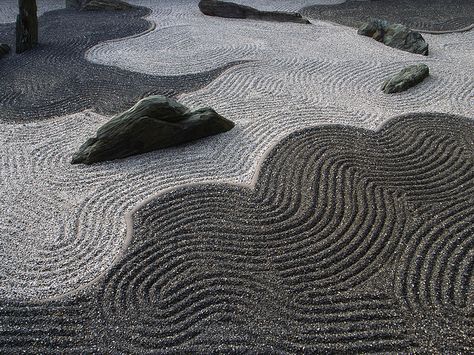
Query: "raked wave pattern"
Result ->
[[1, 0, 473, 301], [1, 113, 473, 353], [0, 0, 63, 24]]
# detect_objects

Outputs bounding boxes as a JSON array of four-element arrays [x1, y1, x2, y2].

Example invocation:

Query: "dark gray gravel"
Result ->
[[1, 113, 473, 353], [301, 0, 474, 32], [0, 7, 241, 122]]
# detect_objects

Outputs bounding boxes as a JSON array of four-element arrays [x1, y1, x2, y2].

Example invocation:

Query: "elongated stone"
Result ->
[[382, 64, 429, 94], [199, 0, 310, 24], [16, 0, 38, 54], [72, 95, 235, 164]]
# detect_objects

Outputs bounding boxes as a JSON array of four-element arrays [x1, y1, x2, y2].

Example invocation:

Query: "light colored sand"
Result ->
[[0, 0, 64, 24], [230, 0, 347, 12], [1, 0, 473, 300]]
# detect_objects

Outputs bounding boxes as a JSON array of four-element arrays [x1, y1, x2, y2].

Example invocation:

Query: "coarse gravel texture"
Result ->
[[1, 0, 473, 315], [301, 0, 474, 33], [0, 0, 64, 24], [1, 113, 473, 353], [0, 6, 241, 121]]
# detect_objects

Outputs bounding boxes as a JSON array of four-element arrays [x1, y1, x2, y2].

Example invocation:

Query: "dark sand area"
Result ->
[[302, 0, 474, 32], [1, 112, 473, 353], [0, 7, 240, 121]]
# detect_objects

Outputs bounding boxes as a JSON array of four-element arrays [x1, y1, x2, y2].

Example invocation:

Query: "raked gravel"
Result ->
[[1, 0, 473, 300], [0, 0, 64, 24]]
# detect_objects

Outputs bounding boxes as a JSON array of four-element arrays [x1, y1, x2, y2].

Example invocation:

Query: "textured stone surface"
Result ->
[[358, 19, 428, 55], [0, 43, 10, 57], [72, 95, 235, 164], [16, 0, 38, 53], [382, 64, 429, 94], [198, 0, 310, 24]]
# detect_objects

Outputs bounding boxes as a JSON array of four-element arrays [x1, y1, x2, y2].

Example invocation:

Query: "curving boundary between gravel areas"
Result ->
[[300, 0, 474, 34], [0, 5, 243, 122], [1, 112, 473, 353], [0, 0, 64, 24]]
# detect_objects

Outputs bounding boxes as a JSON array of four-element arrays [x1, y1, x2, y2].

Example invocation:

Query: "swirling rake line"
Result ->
[[1, 112, 473, 353]]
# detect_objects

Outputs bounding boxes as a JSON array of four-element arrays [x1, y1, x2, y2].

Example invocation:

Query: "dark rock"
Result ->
[[358, 18, 428, 55], [16, 0, 38, 54], [66, 0, 132, 10], [382, 64, 429, 94], [198, 0, 310, 24], [71, 95, 235, 164], [0, 44, 11, 58]]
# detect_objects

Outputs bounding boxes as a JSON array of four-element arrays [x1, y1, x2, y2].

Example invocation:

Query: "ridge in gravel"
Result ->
[[0, 6, 242, 121], [301, 0, 474, 33], [1, 112, 473, 353]]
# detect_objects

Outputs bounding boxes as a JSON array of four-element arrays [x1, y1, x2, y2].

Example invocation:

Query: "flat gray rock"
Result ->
[[382, 64, 429, 94], [199, 0, 310, 24], [72, 95, 235, 164], [358, 18, 428, 55]]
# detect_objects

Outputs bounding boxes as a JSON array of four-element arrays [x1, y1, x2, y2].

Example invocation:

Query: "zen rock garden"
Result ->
[[1, 0, 472, 353]]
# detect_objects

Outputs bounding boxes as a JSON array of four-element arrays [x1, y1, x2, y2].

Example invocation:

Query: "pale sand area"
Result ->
[[1, 0, 473, 300]]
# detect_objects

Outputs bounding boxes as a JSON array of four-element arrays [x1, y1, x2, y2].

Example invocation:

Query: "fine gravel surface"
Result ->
[[0, 0, 64, 24], [301, 0, 474, 33], [230, 0, 348, 12], [0, 6, 240, 121], [1, 113, 473, 353], [1, 0, 473, 302]]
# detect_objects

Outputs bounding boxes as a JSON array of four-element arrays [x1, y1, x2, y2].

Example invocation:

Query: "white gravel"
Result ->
[[0, 0, 64, 24], [230, 0, 347, 12], [1, 0, 473, 300]]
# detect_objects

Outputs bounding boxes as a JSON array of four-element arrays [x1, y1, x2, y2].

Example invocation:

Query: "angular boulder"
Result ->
[[16, 0, 38, 54], [0, 44, 10, 58], [382, 64, 429, 94], [71, 95, 235, 164], [66, 0, 132, 10], [198, 0, 310, 24], [358, 18, 428, 55]]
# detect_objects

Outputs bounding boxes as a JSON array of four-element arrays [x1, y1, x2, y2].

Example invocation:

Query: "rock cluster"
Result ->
[[358, 18, 428, 55], [198, 0, 310, 24], [16, 0, 38, 54], [66, 0, 132, 11], [72, 95, 235, 164], [382, 64, 430, 94], [0, 44, 10, 58]]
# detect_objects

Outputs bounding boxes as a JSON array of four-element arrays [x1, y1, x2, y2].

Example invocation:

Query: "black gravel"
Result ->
[[2, 113, 473, 353], [0, 7, 241, 122], [301, 0, 474, 32]]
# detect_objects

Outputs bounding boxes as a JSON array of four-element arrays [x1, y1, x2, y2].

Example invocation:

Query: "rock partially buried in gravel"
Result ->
[[16, 0, 38, 54], [382, 64, 429, 94], [66, 0, 132, 10], [358, 18, 428, 55], [198, 0, 310, 24], [72, 95, 235, 164], [0, 44, 10, 58]]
